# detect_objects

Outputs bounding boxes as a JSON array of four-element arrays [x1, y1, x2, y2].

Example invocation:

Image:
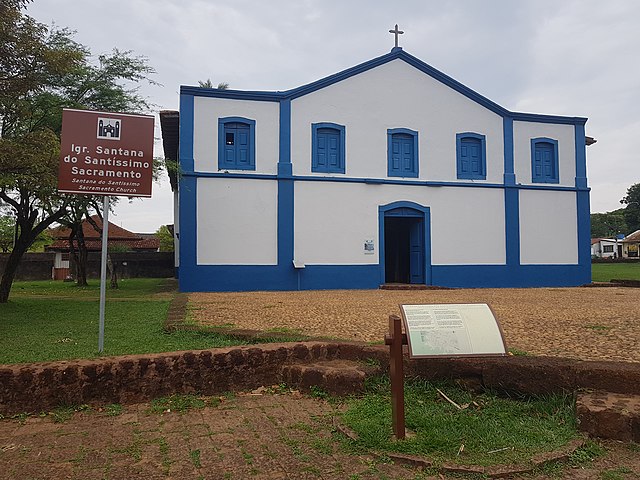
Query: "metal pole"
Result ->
[[98, 195, 110, 353]]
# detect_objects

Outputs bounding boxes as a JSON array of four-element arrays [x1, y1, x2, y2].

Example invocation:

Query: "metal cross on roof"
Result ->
[[389, 24, 404, 48]]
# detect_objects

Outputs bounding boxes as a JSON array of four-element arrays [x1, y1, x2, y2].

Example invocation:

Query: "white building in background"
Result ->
[[170, 47, 592, 292]]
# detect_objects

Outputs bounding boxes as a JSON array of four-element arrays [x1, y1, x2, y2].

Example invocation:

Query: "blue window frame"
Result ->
[[456, 132, 486, 180], [387, 128, 418, 178], [218, 116, 256, 170], [312, 122, 345, 173], [531, 137, 559, 183]]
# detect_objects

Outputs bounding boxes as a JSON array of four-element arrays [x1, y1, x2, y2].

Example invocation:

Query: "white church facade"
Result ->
[[174, 47, 591, 292]]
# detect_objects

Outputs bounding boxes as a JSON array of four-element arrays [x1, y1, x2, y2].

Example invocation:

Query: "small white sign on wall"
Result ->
[[364, 239, 375, 255]]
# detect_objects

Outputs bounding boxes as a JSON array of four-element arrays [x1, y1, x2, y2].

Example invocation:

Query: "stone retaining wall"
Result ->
[[1, 343, 639, 415]]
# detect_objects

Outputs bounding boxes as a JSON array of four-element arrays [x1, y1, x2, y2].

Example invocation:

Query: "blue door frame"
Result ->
[[379, 201, 431, 285]]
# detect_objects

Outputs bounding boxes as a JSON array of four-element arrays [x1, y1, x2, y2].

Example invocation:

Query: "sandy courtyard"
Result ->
[[189, 286, 640, 363]]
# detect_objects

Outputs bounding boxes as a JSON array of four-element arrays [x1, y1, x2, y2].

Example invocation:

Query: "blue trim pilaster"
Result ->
[[277, 99, 295, 283], [504, 186, 520, 268], [502, 116, 515, 186], [502, 115, 519, 269], [178, 93, 196, 292], [574, 123, 588, 189], [179, 94, 194, 172], [576, 190, 591, 283]]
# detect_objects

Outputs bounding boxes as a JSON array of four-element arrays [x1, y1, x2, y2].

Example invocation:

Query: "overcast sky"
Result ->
[[27, 0, 640, 232]]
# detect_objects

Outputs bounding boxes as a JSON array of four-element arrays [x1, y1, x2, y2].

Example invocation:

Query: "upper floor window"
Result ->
[[312, 122, 345, 174], [456, 132, 486, 180], [218, 117, 256, 171], [531, 137, 559, 183], [387, 128, 418, 178]]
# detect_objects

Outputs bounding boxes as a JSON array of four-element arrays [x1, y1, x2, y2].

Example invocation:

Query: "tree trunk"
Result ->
[[0, 234, 32, 303], [107, 254, 118, 289], [75, 227, 88, 287]]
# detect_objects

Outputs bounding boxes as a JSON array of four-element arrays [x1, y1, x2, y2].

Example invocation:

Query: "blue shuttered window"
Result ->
[[531, 137, 559, 183], [456, 132, 486, 180], [312, 123, 345, 173], [218, 117, 256, 171], [387, 128, 418, 178]]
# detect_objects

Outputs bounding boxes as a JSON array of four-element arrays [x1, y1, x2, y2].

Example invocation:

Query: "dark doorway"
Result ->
[[384, 216, 424, 284]]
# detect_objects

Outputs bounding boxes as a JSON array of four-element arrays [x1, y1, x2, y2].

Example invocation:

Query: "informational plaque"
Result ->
[[58, 109, 155, 197], [400, 304, 507, 358]]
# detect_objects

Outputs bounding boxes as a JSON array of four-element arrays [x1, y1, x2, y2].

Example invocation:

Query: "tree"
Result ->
[[198, 79, 229, 90], [591, 209, 628, 238], [620, 183, 640, 233], [0, 3, 155, 302], [155, 225, 174, 252]]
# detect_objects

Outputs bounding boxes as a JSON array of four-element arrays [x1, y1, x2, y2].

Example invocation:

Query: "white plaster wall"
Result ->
[[294, 182, 505, 265], [513, 121, 576, 187], [196, 178, 277, 265], [519, 190, 577, 264], [193, 97, 279, 174], [291, 59, 504, 183]]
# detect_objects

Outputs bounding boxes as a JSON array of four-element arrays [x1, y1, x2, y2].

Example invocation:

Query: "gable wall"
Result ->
[[291, 60, 504, 182]]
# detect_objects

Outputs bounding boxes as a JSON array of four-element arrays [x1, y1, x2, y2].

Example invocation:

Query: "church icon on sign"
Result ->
[[97, 118, 121, 140]]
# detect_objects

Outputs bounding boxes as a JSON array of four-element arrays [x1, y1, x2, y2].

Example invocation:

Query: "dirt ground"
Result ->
[[190, 286, 640, 363], [2, 286, 640, 479], [1, 390, 639, 480]]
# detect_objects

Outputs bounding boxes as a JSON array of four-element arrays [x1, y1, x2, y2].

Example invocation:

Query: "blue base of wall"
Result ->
[[179, 263, 591, 292]]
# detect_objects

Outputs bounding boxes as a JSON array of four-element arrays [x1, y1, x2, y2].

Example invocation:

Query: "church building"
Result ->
[[168, 42, 592, 292]]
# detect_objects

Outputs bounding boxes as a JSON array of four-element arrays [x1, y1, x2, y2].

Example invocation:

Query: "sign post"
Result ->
[[58, 109, 154, 353], [385, 303, 508, 440]]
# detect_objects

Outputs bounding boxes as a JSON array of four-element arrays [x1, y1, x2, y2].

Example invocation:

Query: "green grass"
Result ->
[[592, 262, 640, 282], [341, 376, 579, 467], [0, 278, 249, 364]]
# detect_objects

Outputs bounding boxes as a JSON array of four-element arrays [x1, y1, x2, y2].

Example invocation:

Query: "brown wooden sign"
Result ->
[[58, 109, 155, 197]]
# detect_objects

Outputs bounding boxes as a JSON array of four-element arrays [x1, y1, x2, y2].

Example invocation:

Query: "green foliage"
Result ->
[[27, 228, 52, 252], [341, 377, 579, 467], [155, 224, 175, 252], [103, 403, 123, 416], [621, 183, 640, 233], [591, 209, 628, 238], [149, 394, 206, 414], [0, 214, 14, 252]]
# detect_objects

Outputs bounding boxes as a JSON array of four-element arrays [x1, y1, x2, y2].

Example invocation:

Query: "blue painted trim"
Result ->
[[456, 132, 486, 180], [311, 122, 346, 174], [503, 116, 515, 185], [504, 186, 520, 267], [180, 170, 588, 193], [378, 201, 431, 286], [181, 86, 281, 102], [576, 190, 591, 282], [179, 94, 194, 172], [217, 116, 256, 171], [279, 99, 291, 171], [178, 262, 591, 292], [178, 175, 198, 292], [574, 124, 588, 189], [180, 50, 588, 127], [277, 177, 294, 269], [182, 172, 277, 180], [531, 137, 559, 184], [431, 264, 590, 288], [387, 128, 419, 178]]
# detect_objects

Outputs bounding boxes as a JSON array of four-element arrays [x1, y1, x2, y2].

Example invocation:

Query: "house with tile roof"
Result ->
[[46, 215, 159, 279]]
